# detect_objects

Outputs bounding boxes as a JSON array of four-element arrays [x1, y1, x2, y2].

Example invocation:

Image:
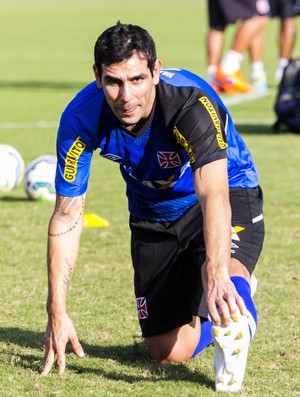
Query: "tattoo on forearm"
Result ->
[[63, 258, 73, 290], [48, 196, 84, 237]]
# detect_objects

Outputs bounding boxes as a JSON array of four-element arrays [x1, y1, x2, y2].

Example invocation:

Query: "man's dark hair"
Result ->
[[94, 21, 157, 78]]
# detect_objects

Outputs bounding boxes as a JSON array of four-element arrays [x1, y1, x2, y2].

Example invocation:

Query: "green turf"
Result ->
[[0, 1, 300, 396]]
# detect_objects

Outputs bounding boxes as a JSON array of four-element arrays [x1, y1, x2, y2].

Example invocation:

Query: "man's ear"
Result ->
[[93, 64, 102, 88], [152, 59, 162, 85]]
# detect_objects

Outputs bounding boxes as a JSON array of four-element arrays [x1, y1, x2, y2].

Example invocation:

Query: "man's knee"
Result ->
[[145, 337, 195, 363], [144, 318, 200, 363], [229, 258, 251, 281]]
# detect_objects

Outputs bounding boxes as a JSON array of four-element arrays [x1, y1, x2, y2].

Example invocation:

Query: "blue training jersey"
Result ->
[[55, 68, 258, 222]]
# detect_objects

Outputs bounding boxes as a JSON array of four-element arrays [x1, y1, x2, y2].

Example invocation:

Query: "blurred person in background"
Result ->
[[272, 0, 297, 81], [206, 0, 270, 94], [248, 0, 297, 91]]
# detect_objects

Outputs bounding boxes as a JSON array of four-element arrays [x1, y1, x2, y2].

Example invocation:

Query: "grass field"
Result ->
[[0, 1, 300, 396]]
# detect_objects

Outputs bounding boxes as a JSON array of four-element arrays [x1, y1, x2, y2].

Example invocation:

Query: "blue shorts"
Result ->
[[130, 186, 265, 337]]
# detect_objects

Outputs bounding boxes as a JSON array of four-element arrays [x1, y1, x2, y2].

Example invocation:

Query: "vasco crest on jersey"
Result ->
[[157, 151, 182, 168]]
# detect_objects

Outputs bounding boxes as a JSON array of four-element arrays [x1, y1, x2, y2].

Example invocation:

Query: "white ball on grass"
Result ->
[[0, 144, 25, 192], [24, 155, 57, 202]]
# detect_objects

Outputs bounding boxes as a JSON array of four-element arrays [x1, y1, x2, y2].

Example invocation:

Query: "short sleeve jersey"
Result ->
[[55, 68, 258, 222]]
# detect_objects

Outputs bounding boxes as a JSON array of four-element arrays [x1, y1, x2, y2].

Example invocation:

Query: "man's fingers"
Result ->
[[235, 293, 247, 316], [224, 289, 247, 317], [208, 300, 222, 325], [70, 336, 85, 358], [56, 336, 84, 375], [218, 298, 232, 325], [41, 316, 84, 376], [208, 291, 241, 325], [223, 292, 238, 313], [57, 349, 66, 376], [41, 350, 55, 376]]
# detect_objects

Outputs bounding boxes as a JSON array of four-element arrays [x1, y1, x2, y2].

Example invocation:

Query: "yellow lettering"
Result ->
[[173, 126, 195, 164], [63, 136, 86, 182], [199, 97, 228, 150]]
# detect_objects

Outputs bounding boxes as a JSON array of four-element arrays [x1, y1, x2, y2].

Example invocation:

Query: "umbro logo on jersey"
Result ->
[[157, 151, 181, 168], [101, 153, 122, 163]]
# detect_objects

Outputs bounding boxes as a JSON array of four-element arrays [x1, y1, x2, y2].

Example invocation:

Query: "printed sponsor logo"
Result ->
[[64, 136, 86, 182], [173, 126, 195, 164], [231, 225, 245, 241], [136, 297, 148, 320], [199, 96, 228, 150], [231, 242, 239, 253], [157, 151, 181, 168], [160, 70, 175, 78], [231, 225, 245, 253], [101, 153, 122, 162]]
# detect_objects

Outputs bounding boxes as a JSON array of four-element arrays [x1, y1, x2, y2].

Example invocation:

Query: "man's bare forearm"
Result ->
[[201, 191, 231, 275], [46, 194, 85, 315], [193, 160, 231, 274]]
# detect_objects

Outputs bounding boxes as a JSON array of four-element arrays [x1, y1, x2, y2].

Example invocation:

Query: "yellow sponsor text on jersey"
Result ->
[[199, 96, 228, 150], [173, 126, 195, 164], [64, 136, 86, 182]]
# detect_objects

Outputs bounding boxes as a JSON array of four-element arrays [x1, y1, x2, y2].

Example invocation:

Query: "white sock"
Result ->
[[207, 65, 217, 81], [250, 61, 266, 80], [278, 58, 289, 69], [221, 50, 244, 74], [275, 58, 289, 81]]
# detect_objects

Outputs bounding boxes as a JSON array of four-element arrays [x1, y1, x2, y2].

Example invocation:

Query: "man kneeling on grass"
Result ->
[[41, 22, 264, 392]]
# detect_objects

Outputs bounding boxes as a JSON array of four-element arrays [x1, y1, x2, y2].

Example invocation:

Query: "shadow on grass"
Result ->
[[0, 80, 87, 91], [0, 196, 31, 202], [0, 327, 214, 389], [0, 194, 55, 204]]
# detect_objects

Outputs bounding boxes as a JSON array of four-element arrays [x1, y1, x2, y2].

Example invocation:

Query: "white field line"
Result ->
[[0, 53, 91, 62], [222, 88, 275, 106], [0, 89, 274, 129]]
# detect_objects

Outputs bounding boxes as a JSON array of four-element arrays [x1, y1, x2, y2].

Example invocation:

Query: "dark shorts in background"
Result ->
[[208, 0, 271, 29], [130, 186, 265, 337], [268, 0, 294, 18]]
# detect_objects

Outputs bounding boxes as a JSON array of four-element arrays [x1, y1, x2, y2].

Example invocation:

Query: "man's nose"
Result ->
[[119, 83, 133, 102]]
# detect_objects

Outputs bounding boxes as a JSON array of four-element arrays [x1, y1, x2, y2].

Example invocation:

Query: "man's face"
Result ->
[[94, 53, 161, 131]]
